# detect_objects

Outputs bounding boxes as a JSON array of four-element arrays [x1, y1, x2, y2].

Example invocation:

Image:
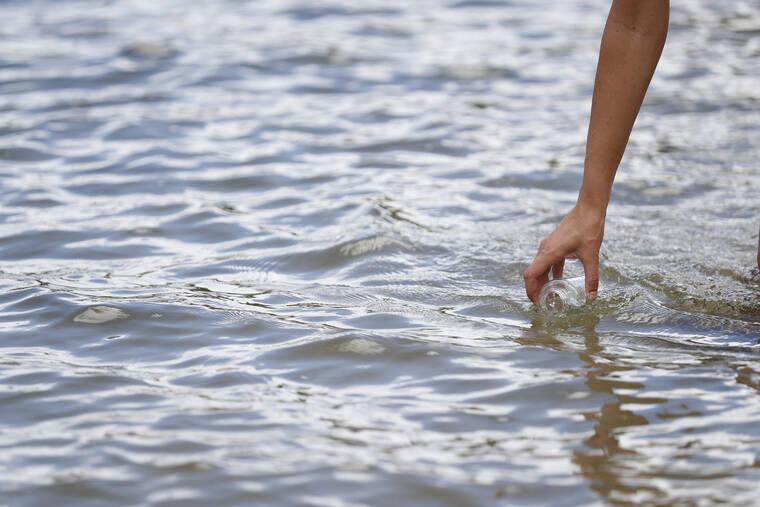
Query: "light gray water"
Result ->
[[1, 0, 760, 505]]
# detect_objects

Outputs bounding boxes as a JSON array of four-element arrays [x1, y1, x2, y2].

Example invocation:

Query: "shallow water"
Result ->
[[1, 0, 760, 505]]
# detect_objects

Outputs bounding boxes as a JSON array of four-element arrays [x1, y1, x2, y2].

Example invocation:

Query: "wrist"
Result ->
[[575, 189, 609, 217]]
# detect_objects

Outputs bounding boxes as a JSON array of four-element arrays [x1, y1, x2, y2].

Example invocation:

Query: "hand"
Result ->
[[523, 203, 606, 305]]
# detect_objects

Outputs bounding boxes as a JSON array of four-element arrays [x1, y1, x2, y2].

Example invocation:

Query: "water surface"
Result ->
[[1, 0, 760, 505]]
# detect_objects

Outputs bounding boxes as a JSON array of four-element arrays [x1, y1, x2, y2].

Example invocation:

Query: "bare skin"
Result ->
[[524, 0, 670, 305]]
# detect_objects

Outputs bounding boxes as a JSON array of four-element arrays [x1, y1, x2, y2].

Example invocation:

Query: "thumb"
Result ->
[[580, 254, 599, 300]]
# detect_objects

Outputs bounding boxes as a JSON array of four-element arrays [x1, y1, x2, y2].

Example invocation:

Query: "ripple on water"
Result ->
[[73, 305, 129, 324]]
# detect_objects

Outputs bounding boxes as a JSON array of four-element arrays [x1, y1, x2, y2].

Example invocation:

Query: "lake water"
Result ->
[[1, 0, 760, 505]]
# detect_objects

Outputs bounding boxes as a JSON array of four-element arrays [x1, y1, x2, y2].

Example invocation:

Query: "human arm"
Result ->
[[524, 0, 669, 304]]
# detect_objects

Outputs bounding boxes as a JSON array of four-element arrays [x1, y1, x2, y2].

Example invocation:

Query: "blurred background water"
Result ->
[[1, 0, 760, 505]]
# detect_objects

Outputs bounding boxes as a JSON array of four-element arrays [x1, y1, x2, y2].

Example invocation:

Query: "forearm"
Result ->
[[579, 0, 669, 213]]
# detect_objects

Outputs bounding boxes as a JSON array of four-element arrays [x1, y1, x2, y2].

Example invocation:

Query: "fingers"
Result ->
[[524, 241, 565, 305], [551, 258, 565, 280], [579, 253, 600, 300], [523, 261, 550, 305]]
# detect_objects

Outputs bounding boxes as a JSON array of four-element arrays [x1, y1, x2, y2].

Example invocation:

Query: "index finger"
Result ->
[[523, 246, 566, 304]]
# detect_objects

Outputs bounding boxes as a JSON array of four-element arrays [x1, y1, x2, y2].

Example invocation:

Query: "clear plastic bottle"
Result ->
[[538, 276, 587, 312]]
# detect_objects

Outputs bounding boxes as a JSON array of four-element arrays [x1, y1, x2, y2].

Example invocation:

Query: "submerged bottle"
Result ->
[[538, 276, 587, 312]]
